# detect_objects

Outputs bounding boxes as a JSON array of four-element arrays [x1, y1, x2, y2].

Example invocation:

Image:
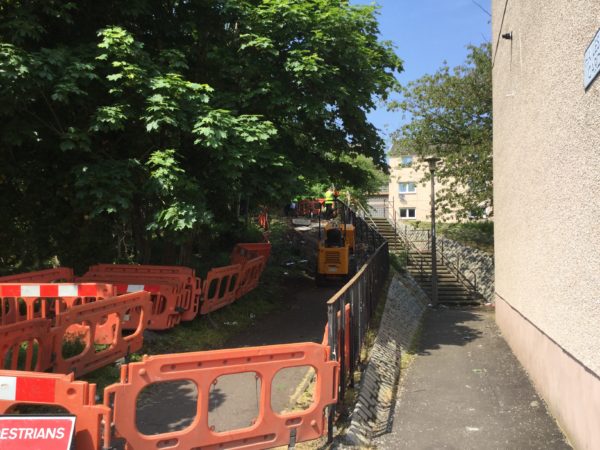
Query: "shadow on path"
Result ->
[[375, 306, 572, 450]]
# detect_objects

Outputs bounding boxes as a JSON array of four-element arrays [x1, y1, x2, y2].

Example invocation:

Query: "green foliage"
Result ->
[[390, 43, 492, 220], [439, 221, 494, 254], [389, 251, 408, 273], [0, 0, 401, 270]]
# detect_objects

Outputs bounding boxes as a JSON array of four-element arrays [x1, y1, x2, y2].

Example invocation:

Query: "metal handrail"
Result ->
[[355, 200, 414, 268], [353, 200, 380, 231], [438, 239, 480, 300], [385, 211, 481, 301], [384, 208, 428, 274], [462, 268, 477, 293]]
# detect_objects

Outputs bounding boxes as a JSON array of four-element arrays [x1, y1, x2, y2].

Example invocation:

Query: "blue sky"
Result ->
[[351, 0, 492, 144]]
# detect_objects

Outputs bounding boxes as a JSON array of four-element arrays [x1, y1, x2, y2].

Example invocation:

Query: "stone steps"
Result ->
[[368, 218, 479, 306]]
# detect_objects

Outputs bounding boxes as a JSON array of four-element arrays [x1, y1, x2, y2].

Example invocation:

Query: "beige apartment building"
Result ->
[[367, 152, 447, 223], [386, 154, 440, 222], [493, 1, 600, 449]]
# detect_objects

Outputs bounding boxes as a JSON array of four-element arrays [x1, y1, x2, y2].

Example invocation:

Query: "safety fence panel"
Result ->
[[321, 304, 351, 375], [112, 279, 183, 330], [230, 242, 272, 266], [0, 370, 110, 450], [104, 342, 338, 450], [0, 283, 116, 326], [297, 200, 310, 216], [237, 256, 267, 299], [201, 264, 242, 314], [0, 318, 54, 371], [81, 264, 201, 325], [86, 263, 195, 279], [257, 208, 269, 230], [181, 276, 202, 321], [78, 273, 185, 330], [0, 267, 74, 283], [51, 292, 151, 377], [297, 199, 322, 217]]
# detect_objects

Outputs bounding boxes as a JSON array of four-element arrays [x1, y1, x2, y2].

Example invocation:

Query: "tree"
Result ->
[[389, 43, 492, 220], [0, 1, 401, 271]]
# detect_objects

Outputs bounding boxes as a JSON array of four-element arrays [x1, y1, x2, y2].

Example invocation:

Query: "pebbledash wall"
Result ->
[[493, 1, 600, 449], [439, 237, 494, 303]]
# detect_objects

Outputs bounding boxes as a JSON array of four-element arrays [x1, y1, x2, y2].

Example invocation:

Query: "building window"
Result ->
[[399, 182, 416, 194], [400, 208, 416, 219], [401, 155, 413, 166]]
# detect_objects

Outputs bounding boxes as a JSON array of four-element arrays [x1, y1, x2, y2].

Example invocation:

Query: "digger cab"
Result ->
[[325, 227, 344, 247], [316, 223, 356, 285]]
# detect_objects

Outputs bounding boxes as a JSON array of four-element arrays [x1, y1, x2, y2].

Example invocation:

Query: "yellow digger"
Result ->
[[315, 217, 356, 286]]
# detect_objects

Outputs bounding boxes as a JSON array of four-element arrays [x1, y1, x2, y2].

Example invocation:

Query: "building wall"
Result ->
[[388, 156, 439, 222], [366, 194, 389, 218], [493, 1, 600, 448]]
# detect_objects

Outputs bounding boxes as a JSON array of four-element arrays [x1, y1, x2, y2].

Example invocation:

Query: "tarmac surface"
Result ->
[[374, 306, 572, 450]]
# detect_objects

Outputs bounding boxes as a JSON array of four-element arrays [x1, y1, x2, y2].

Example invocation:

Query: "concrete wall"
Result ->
[[493, 1, 600, 448]]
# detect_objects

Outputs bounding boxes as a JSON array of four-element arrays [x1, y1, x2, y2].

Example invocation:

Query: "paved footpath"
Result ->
[[374, 306, 572, 450]]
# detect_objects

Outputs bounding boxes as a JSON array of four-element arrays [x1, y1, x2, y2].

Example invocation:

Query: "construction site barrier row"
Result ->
[[0, 343, 339, 450], [0, 208, 390, 449], [0, 242, 271, 376]]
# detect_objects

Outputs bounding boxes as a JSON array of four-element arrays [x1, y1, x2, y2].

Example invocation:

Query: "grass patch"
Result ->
[[440, 221, 494, 254], [360, 273, 392, 364], [389, 251, 408, 273], [399, 319, 423, 382]]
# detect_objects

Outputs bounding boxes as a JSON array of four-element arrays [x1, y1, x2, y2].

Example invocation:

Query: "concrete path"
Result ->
[[374, 306, 571, 450]]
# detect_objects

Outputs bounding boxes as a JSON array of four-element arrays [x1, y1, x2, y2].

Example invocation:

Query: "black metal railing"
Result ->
[[387, 213, 481, 301], [324, 200, 389, 442]]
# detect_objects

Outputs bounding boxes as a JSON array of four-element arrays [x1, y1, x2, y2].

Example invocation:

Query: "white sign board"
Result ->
[[584, 28, 600, 89]]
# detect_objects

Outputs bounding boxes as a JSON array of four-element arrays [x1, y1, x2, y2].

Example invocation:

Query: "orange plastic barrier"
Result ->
[[321, 304, 351, 374], [181, 276, 202, 321], [297, 199, 322, 217], [87, 263, 194, 278], [237, 256, 267, 298], [78, 273, 184, 330], [258, 208, 269, 230], [104, 342, 339, 450], [0, 318, 54, 371], [0, 370, 110, 450], [51, 292, 151, 377], [0, 283, 115, 326], [201, 264, 242, 314], [230, 242, 271, 266], [297, 199, 308, 216], [0, 267, 74, 283], [81, 264, 201, 324]]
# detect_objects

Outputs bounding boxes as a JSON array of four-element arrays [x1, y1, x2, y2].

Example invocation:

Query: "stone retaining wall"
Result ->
[[338, 273, 428, 447], [439, 237, 495, 302]]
